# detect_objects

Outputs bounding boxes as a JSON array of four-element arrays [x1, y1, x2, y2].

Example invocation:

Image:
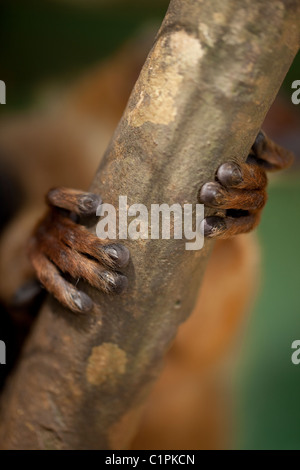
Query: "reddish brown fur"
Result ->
[[47, 187, 102, 216], [231, 161, 268, 190], [199, 135, 292, 240], [256, 132, 294, 170], [215, 214, 261, 239], [28, 240, 93, 313]]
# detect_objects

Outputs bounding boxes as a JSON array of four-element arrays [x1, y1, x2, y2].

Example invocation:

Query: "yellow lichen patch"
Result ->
[[86, 343, 127, 386], [127, 31, 204, 128]]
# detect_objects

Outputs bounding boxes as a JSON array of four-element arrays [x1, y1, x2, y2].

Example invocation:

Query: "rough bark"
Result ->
[[0, 0, 299, 450]]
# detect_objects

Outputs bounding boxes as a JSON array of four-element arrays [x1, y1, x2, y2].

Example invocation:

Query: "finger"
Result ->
[[199, 181, 267, 211], [53, 213, 130, 269], [28, 241, 94, 313], [217, 161, 267, 190], [47, 187, 102, 216], [251, 130, 294, 171], [200, 214, 260, 239], [12, 279, 44, 307], [35, 229, 127, 295]]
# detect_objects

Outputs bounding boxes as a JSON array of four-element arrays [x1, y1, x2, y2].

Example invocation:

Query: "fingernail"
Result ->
[[79, 193, 102, 215], [217, 163, 242, 186], [252, 131, 265, 155], [104, 245, 130, 268], [113, 274, 128, 294], [72, 291, 93, 312], [101, 271, 128, 294], [12, 279, 43, 306], [200, 217, 226, 237], [104, 247, 118, 260], [199, 182, 222, 205]]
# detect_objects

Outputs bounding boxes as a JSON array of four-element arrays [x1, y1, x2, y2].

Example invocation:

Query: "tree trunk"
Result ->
[[0, 0, 299, 450]]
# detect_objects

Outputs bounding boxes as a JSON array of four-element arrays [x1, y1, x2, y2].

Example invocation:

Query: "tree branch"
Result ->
[[0, 0, 299, 450]]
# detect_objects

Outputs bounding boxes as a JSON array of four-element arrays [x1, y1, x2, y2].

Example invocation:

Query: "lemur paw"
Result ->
[[27, 187, 130, 314], [199, 131, 293, 239]]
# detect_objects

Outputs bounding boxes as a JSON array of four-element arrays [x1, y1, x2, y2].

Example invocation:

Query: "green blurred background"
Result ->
[[235, 179, 300, 449], [1, 0, 300, 450]]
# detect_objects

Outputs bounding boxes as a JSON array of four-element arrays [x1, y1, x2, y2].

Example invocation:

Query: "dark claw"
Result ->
[[70, 211, 80, 223], [217, 162, 243, 187], [113, 274, 128, 294], [71, 290, 93, 313], [78, 193, 102, 216], [12, 279, 44, 307], [199, 182, 224, 206], [103, 244, 130, 268], [251, 130, 265, 156], [100, 271, 128, 294], [200, 217, 226, 237]]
